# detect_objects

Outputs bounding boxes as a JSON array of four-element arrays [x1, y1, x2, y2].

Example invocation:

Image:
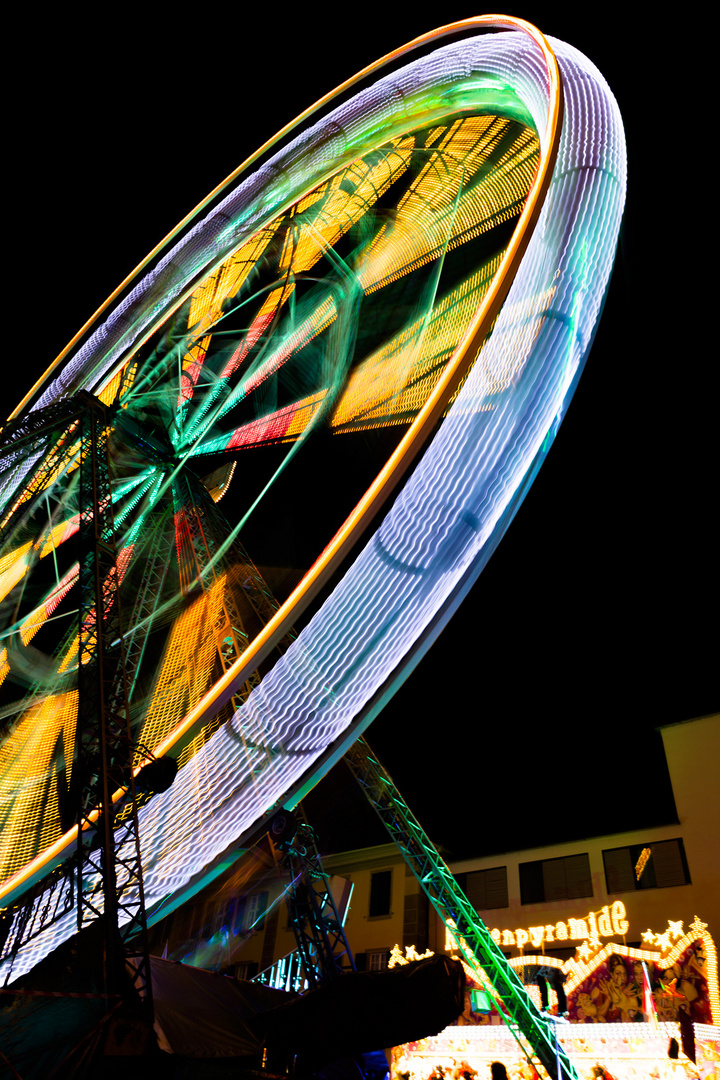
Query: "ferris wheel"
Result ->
[[0, 18, 625, 982]]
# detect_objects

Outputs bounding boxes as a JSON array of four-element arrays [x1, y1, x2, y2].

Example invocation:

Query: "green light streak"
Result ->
[[44, 493, 61, 591], [0, 605, 79, 646]]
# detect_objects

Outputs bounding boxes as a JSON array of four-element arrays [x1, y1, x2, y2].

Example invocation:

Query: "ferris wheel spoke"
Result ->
[[170, 139, 420, 451], [182, 118, 534, 461], [132, 469, 288, 762]]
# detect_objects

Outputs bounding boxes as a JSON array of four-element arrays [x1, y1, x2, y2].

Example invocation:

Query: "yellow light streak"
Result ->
[[0, 541, 34, 604], [0, 692, 78, 884], [0, 515, 80, 608], [331, 260, 503, 432], [362, 118, 538, 295], [137, 575, 229, 756], [214, 118, 539, 444], [187, 225, 280, 335]]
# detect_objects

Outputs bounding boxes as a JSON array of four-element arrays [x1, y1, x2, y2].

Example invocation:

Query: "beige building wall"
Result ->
[[660, 713, 720, 929], [324, 843, 436, 967]]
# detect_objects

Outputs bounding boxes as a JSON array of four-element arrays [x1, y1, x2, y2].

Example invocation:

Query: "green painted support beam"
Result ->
[[344, 738, 578, 1080]]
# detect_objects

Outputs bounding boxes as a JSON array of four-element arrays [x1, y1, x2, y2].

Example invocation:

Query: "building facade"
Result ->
[[445, 714, 718, 964], [148, 715, 718, 1014]]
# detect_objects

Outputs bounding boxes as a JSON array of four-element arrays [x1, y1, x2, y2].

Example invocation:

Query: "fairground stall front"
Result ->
[[390, 915, 720, 1079]]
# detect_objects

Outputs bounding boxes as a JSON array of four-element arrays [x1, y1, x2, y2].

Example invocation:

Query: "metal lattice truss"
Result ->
[[1, 394, 152, 1003], [344, 738, 578, 1080], [275, 813, 356, 989]]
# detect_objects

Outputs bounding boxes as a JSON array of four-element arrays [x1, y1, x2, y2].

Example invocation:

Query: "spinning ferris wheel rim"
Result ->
[[135, 23, 563, 759], [1, 14, 626, 987], [8, 16, 560, 424], [1, 17, 563, 905]]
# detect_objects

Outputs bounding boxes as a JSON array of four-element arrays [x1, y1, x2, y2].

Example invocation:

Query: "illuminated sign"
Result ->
[[635, 846, 652, 880], [388, 944, 434, 968], [446, 915, 720, 1028], [486, 900, 629, 951]]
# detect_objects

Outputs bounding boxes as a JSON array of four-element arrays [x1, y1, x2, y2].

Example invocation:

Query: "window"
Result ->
[[232, 891, 269, 933], [456, 867, 508, 910], [234, 961, 259, 980], [369, 869, 392, 917], [366, 948, 390, 972], [520, 854, 593, 904], [603, 839, 690, 893]]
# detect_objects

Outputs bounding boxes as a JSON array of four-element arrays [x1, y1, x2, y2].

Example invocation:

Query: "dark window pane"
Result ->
[[464, 868, 487, 911], [465, 870, 487, 909], [603, 839, 690, 893], [369, 870, 392, 916], [520, 860, 545, 904], [464, 867, 508, 910], [521, 855, 592, 903]]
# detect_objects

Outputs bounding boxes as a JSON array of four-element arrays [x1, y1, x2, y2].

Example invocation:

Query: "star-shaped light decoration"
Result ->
[[577, 938, 602, 964], [667, 920, 684, 941], [689, 916, 708, 935], [577, 941, 594, 962], [389, 944, 408, 968], [404, 945, 433, 963], [655, 931, 672, 954], [642, 929, 657, 945]]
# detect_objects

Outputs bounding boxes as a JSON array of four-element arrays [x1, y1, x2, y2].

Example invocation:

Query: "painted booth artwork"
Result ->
[[569, 940, 713, 1025], [444, 919, 718, 1029]]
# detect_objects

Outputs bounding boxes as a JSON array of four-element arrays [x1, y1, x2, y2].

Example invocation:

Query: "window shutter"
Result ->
[[542, 858, 567, 901], [604, 847, 635, 893], [565, 854, 593, 899], [485, 867, 509, 909], [465, 870, 488, 909], [652, 840, 688, 887]]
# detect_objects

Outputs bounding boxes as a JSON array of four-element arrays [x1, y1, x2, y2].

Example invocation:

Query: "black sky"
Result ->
[[9, 9, 715, 859]]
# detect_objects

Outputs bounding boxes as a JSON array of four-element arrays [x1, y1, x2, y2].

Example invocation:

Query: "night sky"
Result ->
[[8, 9, 715, 862]]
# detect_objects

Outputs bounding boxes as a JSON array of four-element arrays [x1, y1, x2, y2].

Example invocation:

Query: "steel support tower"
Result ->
[[0, 395, 152, 1013], [344, 737, 578, 1080], [271, 810, 356, 989]]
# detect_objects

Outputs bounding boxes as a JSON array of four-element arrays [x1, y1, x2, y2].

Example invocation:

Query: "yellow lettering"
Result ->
[[568, 918, 589, 939], [611, 900, 629, 935], [388, 944, 406, 968], [489, 901, 630, 953], [598, 906, 612, 936]]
